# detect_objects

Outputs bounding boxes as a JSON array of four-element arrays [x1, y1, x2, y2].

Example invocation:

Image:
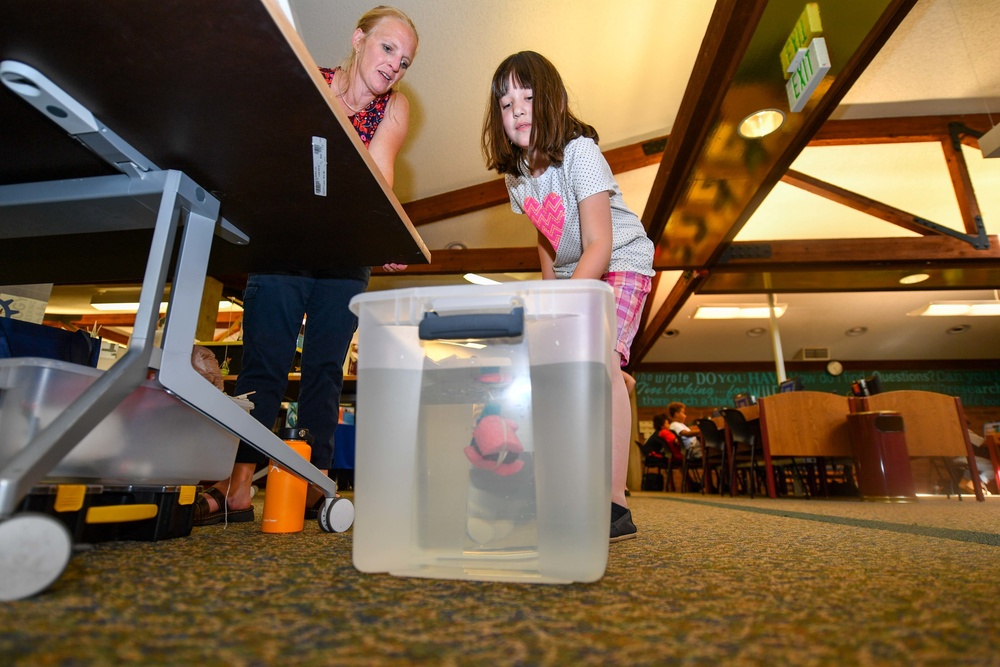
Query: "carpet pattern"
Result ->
[[2, 493, 999, 666]]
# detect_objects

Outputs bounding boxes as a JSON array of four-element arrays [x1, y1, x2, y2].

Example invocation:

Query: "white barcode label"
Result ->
[[312, 136, 327, 196]]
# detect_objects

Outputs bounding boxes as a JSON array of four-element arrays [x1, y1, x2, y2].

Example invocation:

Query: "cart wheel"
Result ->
[[318, 497, 354, 533], [0, 513, 73, 601]]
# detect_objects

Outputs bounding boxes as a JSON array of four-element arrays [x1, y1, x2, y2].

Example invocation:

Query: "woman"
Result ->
[[194, 6, 419, 525]]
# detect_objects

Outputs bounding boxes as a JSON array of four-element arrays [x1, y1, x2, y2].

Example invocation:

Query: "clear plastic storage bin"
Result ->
[[349, 280, 616, 583], [0, 357, 241, 484]]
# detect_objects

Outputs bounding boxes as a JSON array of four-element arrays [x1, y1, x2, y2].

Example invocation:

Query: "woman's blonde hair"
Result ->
[[482, 51, 597, 177], [341, 6, 419, 85]]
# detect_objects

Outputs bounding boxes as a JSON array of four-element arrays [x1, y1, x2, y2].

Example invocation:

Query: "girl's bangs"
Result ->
[[493, 59, 532, 98]]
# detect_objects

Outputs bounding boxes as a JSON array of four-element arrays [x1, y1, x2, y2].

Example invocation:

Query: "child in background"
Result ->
[[481, 51, 655, 542], [668, 401, 702, 458]]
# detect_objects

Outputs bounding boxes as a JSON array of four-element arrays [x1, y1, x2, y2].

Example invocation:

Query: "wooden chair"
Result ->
[[635, 437, 670, 492], [758, 392, 854, 499], [853, 390, 985, 501], [986, 434, 1000, 493], [693, 418, 727, 495], [652, 432, 679, 492], [720, 408, 762, 498]]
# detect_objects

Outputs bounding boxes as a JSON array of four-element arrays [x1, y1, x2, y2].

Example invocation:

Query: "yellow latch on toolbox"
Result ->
[[178, 486, 196, 505], [85, 504, 159, 524], [54, 485, 87, 512]]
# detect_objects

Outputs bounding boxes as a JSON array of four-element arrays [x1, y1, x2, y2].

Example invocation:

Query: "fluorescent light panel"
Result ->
[[910, 301, 1000, 317], [694, 304, 786, 320], [90, 299, 242, 313], [463, 273, 501, 285]]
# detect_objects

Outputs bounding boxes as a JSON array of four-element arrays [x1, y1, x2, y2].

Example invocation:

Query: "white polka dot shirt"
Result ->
[[505, 136, 655, 279]]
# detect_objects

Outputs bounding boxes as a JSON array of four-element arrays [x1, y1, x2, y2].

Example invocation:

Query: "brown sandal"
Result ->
[[192, 486, 254, 526]]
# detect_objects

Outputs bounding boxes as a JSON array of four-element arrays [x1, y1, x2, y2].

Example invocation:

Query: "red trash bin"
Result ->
[[847, 411, 917, 503]]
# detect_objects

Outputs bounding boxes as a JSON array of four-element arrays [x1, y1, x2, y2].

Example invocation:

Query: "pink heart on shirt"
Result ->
[[524, 193, 565, 251]]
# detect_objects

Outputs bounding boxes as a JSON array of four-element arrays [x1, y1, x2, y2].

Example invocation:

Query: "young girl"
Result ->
[[482, 51, 655, 542]]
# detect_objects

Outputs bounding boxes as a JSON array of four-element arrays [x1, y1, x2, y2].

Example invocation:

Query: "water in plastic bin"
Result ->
[[409, 357, 609, 583]]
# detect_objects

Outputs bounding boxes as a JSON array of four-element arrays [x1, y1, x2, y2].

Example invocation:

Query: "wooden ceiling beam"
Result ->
[[374, 234, 1000, 277], [940, 134, 985, 235], [640, 0, 766, 246], [697, 265, 1000, 294], [810, 114, 995, 146], [712, 235, 1000, 270], [650, 0, 920, 270], [781, 169, 944, 237], [403, 180, 509, 227], [401, 137, 669, 227], [373, 247, 540, 275], [629, 270, 708, 367], [627, 0, 921, 365], [398, 114, 996, 230]]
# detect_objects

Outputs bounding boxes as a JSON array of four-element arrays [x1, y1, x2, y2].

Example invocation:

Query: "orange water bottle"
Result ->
[[261, 427, 313, 534]]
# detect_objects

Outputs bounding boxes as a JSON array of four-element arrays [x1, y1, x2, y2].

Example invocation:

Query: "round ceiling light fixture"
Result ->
[[738, 109, 785, 139], [946, 324, 971, 335], [845, 326, 868, 337], [662, 329, 680, 338], [745, 327, 767, 337]]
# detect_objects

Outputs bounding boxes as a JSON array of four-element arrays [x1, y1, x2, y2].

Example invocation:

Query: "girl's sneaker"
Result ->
[[610, 502, 637, 542]]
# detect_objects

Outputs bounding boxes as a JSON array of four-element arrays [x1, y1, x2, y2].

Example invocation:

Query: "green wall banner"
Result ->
[[633, 369, 1000, 408]]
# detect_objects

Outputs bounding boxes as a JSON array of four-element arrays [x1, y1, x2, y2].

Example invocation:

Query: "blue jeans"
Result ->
[[234, 272, 369, 469]]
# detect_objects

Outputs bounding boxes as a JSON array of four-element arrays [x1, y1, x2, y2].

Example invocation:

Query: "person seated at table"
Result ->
[[955, 424, 994, 496], [639, 413, 672, 461], [668, 401, 701, 458]]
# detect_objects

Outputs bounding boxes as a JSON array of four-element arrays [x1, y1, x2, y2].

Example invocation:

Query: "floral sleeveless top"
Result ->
[[319, 67, 392, 147]]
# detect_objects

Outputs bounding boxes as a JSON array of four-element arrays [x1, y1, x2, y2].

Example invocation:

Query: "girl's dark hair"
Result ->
[[481, 51, 598, 177], [652, 413, 668, 431]]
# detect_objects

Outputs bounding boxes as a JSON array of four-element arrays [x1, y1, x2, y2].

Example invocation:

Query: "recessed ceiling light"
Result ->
[[899, 273, 929, 285], [662, 329, 680, 338], [745, 327, 767, 337], [845, 326, 867, 337], [737, 109, 785, 139], [946, 325, 971, 334]]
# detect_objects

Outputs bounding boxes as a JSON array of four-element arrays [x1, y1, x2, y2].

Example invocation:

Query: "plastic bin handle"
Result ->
[[419, 307, 524, 340]]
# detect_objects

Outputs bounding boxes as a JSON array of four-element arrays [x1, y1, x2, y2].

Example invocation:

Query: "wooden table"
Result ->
[[757, 392, 854, 499], [0, 0, 428, 284]]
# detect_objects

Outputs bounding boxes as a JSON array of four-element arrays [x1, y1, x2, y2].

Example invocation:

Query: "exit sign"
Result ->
[[779, 3, 830, 113], [785, 37, 831, 112], [780, 3, 823, 79]]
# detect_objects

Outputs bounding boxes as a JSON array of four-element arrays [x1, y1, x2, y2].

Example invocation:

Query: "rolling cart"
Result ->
[[0, 0, 428, 600]]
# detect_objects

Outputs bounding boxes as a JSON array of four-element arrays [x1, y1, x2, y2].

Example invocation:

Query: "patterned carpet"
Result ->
[[2, 492, 999, 666]]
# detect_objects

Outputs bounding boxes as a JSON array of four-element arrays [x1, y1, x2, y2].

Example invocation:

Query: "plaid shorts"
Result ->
[[603, 271, 652, 367]]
